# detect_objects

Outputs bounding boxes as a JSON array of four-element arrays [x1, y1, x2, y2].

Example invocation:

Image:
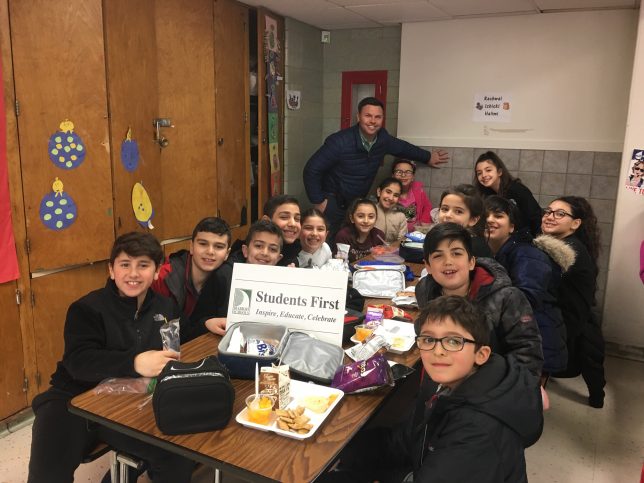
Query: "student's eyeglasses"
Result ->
[[634, 167, 644, 173], [415, 335, 476, 352], [393, 169, 414, 177], [542, 208, 574, 220]]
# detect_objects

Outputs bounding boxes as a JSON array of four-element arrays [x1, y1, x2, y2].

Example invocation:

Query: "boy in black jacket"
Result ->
[[330, 297, 543, 483], [28, 232, 194, 483]]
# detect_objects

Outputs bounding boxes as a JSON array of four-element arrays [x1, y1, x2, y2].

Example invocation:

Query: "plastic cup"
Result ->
[[245, 394, 275, 425], [354, 324, 374, 342]]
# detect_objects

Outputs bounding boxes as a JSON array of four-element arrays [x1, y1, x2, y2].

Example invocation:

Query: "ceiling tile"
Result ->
[[329, 0, 424, 6], [535, 0, 637, 9], [348, 2, 451, 23], [428, 0, 539, 16]]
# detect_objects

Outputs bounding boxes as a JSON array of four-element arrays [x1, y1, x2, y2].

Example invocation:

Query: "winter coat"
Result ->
[[559, 234, 598, 338], [495, 233, 575, 373], [407, 355, 543, 482], [48, 279, 178, 398], [152, 250, 198, 317], [303, 124, 430, 207], [416, 257, 543, 376], [375, 204, 407, 243], [398, 180, 432, 232]]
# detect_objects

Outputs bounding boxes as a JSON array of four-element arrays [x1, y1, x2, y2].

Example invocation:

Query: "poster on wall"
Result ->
[[625, 149, 644, 195], [265, 15, 281, 196], [472, 93, 512, 123], [286, 90, 301, 110]]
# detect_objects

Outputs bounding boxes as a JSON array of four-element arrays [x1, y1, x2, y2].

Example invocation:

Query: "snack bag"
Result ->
[[331, 354, 394, 394], [259, 364, 291, 409], [364, 306, 384, 327], [155, 315, 181, 356], [368, 304, 413, 321]]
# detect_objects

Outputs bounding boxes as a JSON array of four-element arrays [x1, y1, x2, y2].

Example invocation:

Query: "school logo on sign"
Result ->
[[232, 288, 252, 315]]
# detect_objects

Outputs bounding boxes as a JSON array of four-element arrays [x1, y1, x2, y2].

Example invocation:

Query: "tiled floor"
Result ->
[[0, 355, 642, 483]]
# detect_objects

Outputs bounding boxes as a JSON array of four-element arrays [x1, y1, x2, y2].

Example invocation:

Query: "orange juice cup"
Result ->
[[354, 324, 374, 342], [245, 395, 275, 425]]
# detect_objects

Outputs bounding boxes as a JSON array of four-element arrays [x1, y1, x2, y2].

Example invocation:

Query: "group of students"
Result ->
[[27, 151, 606, 482]]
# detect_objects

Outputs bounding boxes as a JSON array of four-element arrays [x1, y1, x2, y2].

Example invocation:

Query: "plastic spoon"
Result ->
[[255, 362, 259, 399]]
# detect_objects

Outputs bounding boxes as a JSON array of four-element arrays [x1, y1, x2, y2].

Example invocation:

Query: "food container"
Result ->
[[245, 394, 275, 425]]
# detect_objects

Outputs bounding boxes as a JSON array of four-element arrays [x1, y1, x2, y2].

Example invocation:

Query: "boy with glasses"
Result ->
[[327, 296, 543, 482]]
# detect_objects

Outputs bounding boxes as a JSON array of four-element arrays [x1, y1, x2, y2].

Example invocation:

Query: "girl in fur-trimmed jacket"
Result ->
[[485, 196, 575, 376]]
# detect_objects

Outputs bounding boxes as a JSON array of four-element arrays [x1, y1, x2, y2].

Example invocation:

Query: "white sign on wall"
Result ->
[[226, 264, 347, 346], [472, 93, 512, 123]]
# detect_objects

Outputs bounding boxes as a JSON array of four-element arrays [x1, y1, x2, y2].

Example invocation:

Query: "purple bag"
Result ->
[[331, 354, 394, 394]]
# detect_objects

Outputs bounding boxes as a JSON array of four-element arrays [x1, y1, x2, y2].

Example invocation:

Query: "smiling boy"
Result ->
[[329, 297, 543, 483], [407, 296, 543, 482], [152, 217, 231, 318], [28, 232, 194, 483], [415, 222, 543, 376], [261, 194, 301, 266]]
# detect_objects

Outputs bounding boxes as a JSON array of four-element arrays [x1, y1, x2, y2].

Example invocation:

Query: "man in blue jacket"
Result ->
[[303, 96, 447, 234]]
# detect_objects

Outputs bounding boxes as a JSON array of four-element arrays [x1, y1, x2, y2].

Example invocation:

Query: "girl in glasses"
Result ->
[[392, 158, 433, 232], [541, 196, 606, 408], [484, 196, 575, 382], [474, 151, 542, 237]]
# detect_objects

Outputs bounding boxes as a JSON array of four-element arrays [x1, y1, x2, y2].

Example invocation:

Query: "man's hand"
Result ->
[[134, 350, 179, 377], [429, 149, 450, 168], [314, 199, 328, 213], [205, 317, 227, 336]]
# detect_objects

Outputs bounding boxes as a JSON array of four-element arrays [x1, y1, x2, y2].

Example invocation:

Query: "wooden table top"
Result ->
[[70, 332, 421, 483]]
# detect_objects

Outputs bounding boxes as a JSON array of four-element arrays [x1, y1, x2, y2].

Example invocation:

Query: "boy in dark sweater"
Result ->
[[329, 297, 543, 483], [28, 232, 194, 483], [152, 216, 231, 318]]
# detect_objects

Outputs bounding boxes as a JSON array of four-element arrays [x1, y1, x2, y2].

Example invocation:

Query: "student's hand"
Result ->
[[134, 350, 179, 377], [205, 317, 227, 336], [314, 199, 328, 213], [429, 149, 449, 168]]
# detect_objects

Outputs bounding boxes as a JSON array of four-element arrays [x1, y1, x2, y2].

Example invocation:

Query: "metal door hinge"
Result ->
[[30, 291, 35, 307], [244, 111, 248, 122], [23, 370, 28, 392], [15, 99, 20, 117], [25, 238, 31, 254], [15, 289, 21, 305], [35, 372, 42, 389]]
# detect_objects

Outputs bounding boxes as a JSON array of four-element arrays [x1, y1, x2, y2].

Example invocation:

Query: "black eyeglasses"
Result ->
[[542, 208, 574, 220], [415, 335, 476, 352], [393, 169, 414, 177]]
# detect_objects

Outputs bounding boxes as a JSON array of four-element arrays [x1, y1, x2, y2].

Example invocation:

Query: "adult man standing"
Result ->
[[303, 97, 447, 233]]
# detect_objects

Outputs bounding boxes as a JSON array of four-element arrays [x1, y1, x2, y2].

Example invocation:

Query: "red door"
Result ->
[[340, 70, 388, 130]]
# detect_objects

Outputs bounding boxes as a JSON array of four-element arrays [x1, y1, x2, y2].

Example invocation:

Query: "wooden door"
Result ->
[[104, 0, 164, 238], [9, 0, 114, 271], [156, 0, 219, 239], [214, 0, 250, 229], [30, 263, 108, 392], [0, 282, 26, 419]]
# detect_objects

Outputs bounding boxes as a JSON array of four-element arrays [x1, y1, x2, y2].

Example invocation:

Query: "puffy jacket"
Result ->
[[151, 250, 198, 317], [409, 355, 543, 482], [375, 204, 407, 243], [398, 180, 432, 232], [495, 233, 575, 373], [303, 124, 430, 206], [416, 257, 543, 377]]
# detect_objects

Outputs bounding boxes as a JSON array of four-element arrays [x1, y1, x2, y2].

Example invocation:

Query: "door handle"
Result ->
[[218, 138, 224, 146]]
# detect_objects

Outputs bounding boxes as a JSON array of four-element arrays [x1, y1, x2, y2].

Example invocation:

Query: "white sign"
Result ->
[[472, 93, 512, 123], [226, 264, 347, 346]]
